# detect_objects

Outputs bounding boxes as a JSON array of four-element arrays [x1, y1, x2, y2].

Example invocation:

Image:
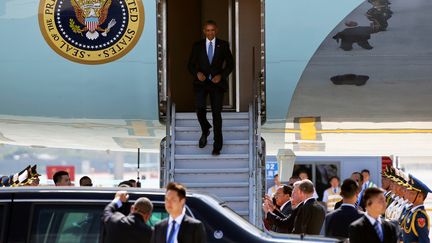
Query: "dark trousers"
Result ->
[[194, 81, 224, 150]]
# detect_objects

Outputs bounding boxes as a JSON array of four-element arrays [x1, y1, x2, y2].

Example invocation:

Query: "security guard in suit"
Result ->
[[401, 175, 431, 243]]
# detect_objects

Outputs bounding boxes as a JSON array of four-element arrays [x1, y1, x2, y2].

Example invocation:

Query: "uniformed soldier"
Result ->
[[401, 174, 431, 243], [385, 167, 406, 220], [0, 165, 40, 187]]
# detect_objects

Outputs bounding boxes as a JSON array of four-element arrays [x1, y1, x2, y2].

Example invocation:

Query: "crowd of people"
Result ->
[[264, 166, 431, 242], [1, 164, 430, 242]]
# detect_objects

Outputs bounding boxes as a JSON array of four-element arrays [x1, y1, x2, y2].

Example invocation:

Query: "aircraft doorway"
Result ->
[[158, 0, 263, 113]]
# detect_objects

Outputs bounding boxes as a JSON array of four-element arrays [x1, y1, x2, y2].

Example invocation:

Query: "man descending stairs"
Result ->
[[171, 110, 253, 220]]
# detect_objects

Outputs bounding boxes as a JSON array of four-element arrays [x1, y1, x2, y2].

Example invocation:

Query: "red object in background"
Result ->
[[382, 156, 392, 171], [46, 166, 75, 181]]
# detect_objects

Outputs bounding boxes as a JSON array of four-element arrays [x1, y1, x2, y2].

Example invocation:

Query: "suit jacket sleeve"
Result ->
[[150, 224, 162, 243], [348, 223, 363, 243], [293, 206, 311, 234], [273, 209, 288, 218], [102, 201, 121, 223], [221, 42, 234, 80], [324, 214, 331, 236], [266, 211, 293, 227], [194, 222, 207, 243]]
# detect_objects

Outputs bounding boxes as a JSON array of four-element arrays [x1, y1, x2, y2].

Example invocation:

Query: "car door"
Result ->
[[28, 203, 105, 243]]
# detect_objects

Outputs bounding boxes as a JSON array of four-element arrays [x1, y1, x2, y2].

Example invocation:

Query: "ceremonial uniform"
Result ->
[[401, 175, 431, 243], [402, 205, 430, 243]]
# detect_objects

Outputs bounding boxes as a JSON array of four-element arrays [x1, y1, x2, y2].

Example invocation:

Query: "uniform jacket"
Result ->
[[402, 205, 430, 243]]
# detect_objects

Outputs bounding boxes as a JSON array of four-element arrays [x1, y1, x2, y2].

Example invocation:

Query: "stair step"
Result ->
[[175, 173, 249, 183], [175, 126, 248, 132], [224, 201, 250, 213], [175, 159, 249, 169], [176, 112, 249, 119], [182, 182, 249, 188], [175, 131, 248, 140], [175, 142, 248, 155], [220, 196, 249, 202], [174, 168, 249, 174], [237, 211, 249, 216], [175, 154, 248, 160], [189, 187, 249, 197], [175, 140, 248, 145], [176, 119, 249, 127]]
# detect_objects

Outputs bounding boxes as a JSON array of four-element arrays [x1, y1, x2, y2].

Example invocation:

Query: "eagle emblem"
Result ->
[[70, 0, 116, 40]]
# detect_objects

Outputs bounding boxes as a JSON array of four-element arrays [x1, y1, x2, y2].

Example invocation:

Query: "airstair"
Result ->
[[160, 104, 265, 225]]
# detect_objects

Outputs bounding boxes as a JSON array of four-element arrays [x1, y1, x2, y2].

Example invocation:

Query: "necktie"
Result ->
[[167, 221, 176, 243], [208, 42, 213, 80], [373, 220, 383, 242], [333, 188, 337, 193], [208, 41, 213, 63]]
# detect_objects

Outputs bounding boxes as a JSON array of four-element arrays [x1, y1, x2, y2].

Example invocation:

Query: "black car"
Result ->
[[0, 187, 344, 243]]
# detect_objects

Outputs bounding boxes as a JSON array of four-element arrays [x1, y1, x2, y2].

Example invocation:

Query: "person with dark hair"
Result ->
[[263, 181, 304, 233], [118, 180, 134, 187], [53, 170, 72, 186], [349, 187, 398, 243], [298, 170, 309, 180], [351, 172, 364, 187], [263, 185, 293, 232], [128, 179, 137, 187], [325, 179, 363, 238], [358, 169, 377, 209], [79, 176, 93, 187], [361, 169, 377, 190], [267, 174, 281, 196], [188, 20, 234, 156], [102, 191, 153, 243], [288, 175, 301, 186], [401, 175, 431, 243], [322, 176, 342, 212], [151, 182, 206, 243]]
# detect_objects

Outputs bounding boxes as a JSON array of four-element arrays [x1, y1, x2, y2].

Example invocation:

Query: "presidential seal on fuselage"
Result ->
[[38, 0, 144, 64]]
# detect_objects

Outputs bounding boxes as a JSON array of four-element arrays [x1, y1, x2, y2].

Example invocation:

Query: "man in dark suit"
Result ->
[[349, 187, 399, 243], [151, 182, 206, 243], [102, 191, 153, 243], [263, 184, 293, 232], [292, 179, 326, 235], [325, 179, 363, 238], [188, 20, 234, 156], [264, 180, 325, 235]]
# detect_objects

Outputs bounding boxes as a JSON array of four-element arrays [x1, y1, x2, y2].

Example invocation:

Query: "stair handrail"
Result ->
[[160, 98, 175, 188], [251, 46, 266, 227], [169, 103, 176, 183]]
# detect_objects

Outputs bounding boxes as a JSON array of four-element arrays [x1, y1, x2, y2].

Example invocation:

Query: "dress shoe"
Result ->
[[199, 130, 210, 148], [212, 149, 220, 156]]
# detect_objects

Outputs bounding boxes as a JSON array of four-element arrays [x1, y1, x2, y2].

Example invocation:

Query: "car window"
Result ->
[[147, 204, 169, 227], [30, 204, 102, 243]]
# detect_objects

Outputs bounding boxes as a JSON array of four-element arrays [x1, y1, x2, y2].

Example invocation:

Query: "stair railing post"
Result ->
[[168, 103, 176, 182]]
